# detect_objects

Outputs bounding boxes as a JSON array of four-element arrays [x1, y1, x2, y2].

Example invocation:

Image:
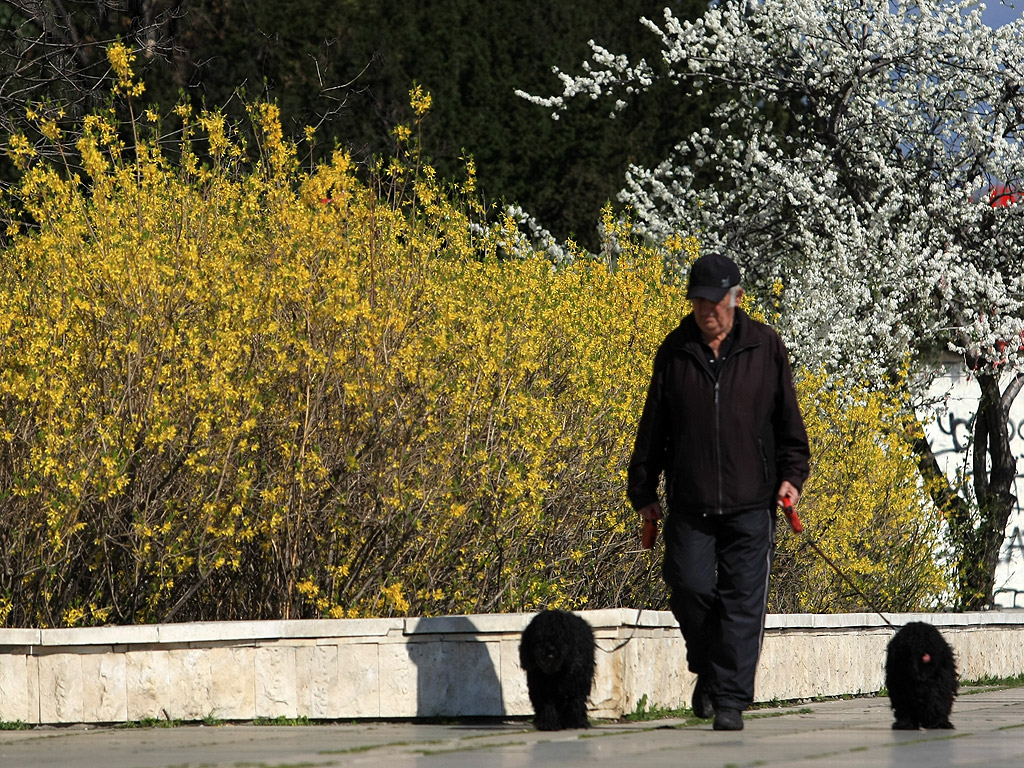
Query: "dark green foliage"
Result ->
[[1, 1, 713, 249], [167, 0, 714, 249]]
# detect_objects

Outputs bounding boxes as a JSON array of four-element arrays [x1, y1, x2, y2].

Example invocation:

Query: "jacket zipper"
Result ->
[[706, 342, 757, 516], [714, 379, 722, 515]]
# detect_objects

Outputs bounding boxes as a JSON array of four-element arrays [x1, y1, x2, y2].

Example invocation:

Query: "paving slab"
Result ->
[[0, 686, 1020, 768]]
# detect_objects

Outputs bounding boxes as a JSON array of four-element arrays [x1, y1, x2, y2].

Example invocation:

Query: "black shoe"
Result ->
[[713, 708, 744, 731], [691, 675, 714, 719]]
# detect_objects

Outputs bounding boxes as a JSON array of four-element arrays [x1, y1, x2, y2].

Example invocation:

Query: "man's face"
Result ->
[[692, 290, 739, 339]]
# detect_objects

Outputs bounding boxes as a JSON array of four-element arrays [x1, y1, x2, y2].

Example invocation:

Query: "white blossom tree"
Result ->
[[521, 0, 1024, 608]]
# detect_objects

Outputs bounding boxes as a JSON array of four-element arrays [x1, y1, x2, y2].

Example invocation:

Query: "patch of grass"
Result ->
[[622, 693, 692, 722], [621, 691, 855, 725], [121, 716, 182, 728], [745, 710, 795, 721], [963, 673, 1024, 688], [0, 720, 29, 730], [253, 715, 312, 727]]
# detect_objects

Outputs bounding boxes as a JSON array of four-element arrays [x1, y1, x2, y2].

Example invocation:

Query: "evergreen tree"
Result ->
[[1, 1, 714, 248]]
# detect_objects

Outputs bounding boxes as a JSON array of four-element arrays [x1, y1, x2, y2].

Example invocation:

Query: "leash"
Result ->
[[598, 606, 646, 653], [604, 498, 897, 654], [780, 497, 897, 629], [598, 519, 663, 653]]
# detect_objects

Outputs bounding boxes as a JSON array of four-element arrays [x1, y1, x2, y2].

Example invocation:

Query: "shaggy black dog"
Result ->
[[884, 621, 958, 730], [519, 608, 596, 730]]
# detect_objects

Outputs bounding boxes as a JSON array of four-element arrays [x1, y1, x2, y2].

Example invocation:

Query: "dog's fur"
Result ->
[[519, 609, 596, 730], [884, 621, 958, 730]]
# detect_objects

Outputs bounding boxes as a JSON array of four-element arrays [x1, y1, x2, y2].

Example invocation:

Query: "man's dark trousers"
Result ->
[[662, 507, 776, 712]]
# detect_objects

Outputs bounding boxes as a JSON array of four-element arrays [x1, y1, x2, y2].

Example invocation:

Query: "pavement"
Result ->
[[0, 686, 1021, 768]]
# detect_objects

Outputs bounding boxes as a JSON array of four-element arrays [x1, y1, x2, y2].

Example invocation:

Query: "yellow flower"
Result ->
[[6, 133, 35, 169], [107, 42, 132, 80], [409, 84, 432, 116], [39, 118, 61, 142]]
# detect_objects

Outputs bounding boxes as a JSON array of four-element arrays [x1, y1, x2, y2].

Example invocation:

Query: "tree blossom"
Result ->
[[523, 0, 1024, 380]]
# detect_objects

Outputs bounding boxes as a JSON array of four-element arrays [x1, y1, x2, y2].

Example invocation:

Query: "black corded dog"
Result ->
[[518, 608, 596, 730], [884, 621, 958, 730]]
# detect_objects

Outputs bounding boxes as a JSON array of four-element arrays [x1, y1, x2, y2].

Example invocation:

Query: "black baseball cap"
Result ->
[[686, 252, 741, 302]]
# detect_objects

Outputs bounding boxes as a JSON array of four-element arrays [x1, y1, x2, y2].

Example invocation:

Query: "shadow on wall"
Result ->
[[407, 616, 506, 718]]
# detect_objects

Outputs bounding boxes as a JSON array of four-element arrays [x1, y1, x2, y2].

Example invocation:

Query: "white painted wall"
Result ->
[[923, 363, 1024, 607]]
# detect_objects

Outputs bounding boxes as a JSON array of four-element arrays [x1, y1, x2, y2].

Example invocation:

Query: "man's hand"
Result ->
[[639, 502, 663, 521], [639, 502, 663, 549], [776, 481, 800, 507]]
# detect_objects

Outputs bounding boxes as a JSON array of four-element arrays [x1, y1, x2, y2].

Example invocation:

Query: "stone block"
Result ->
[[26, 653, 39, 724], [296, 643, 338, 718], [158, 621, 283, 645], [126, 650, 177, 721], [627, 635, 690, 713], [37, 653, 83, 723], [407, 614, 526, 636], [171, 648, 216, 720], [333, 642, 381, 719], [0, 629, 40, 646], [82, 652, 127, 722], [0, 654, 33, 723], [39, 625, 158, 648], [758, 630, 889, 701], [499, 637, 530, 716], [378, 641, 417, 718], [255, 645, 297, 719], [589, 634, 618, 720], [206, 647, 256, 721]]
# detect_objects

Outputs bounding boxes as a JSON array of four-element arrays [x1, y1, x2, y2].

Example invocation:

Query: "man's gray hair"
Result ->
[[727, 284, 743, 308]]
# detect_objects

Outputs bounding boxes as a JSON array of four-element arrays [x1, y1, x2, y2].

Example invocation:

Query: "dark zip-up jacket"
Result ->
[[628, 308, 810, 516]]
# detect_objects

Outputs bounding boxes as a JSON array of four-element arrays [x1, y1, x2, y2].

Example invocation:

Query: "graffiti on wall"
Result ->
[[931, 410, 1024, 457], [996, 526, 1024, 607], [923, 367, 1024, 606], [926, 406, 1024, 568]]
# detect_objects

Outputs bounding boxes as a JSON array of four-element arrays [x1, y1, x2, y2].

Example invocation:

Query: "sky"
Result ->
[[981, 0, 1023, 27]]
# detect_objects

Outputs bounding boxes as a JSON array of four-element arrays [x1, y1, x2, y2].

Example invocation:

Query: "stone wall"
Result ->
[[0, 610, 1022, 724]]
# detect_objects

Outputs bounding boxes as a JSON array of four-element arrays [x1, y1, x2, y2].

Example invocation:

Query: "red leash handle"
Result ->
[[641, 518, 658, 549], [781, 496, 803, 533]]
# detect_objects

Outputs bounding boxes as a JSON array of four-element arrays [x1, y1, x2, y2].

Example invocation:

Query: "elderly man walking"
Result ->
[[628, 252, 810, 731]]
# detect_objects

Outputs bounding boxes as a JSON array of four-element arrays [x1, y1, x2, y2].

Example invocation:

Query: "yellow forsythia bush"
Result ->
[[0, 57, 691, 625], [0, 48, 947, 626]]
